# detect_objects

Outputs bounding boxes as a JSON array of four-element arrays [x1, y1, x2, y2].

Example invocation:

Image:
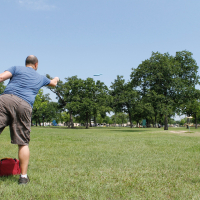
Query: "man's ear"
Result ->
[[35, 63, 38, 70]]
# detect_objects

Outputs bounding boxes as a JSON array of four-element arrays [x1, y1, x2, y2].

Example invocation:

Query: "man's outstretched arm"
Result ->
[[47, 77, 59, 87], [0, 71, 12, 83]]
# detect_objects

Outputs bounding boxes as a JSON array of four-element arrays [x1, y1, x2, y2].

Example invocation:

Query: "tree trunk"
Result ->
[[70, 112, 74, 128], [128, 111, 133, 128], [86, 113, 89, 129], [38, 119, 41, 126], [115, 113, 116, 127], [155, 114, 157, 128], [187, 117, 189, 129], [195, 113, 197, 129], [164, 115, 168, 130], [146, 118, 149, 127], [151, 117, 154, 127], [94, 116, 97, 127]]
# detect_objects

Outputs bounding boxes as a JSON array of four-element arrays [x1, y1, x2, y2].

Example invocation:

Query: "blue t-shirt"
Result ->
[[3, 66, 51, 107]]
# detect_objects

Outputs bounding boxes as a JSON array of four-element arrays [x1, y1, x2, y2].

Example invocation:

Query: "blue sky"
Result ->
[[1, 0, 200, 112]]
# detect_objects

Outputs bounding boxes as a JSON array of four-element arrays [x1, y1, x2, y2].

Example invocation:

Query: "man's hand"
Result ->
[[54, 77, 59, 82], [47, 77, 60, 87]]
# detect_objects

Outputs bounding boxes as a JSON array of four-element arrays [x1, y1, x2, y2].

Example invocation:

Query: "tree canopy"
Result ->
[[130, 51, 199, 129]]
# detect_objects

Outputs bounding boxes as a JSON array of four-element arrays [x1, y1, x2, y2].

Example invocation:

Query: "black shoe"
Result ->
[[18, 176, 30, 185]]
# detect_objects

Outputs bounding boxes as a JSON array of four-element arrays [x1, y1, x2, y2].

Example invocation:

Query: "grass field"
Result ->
[[1, 126, 200, 199]]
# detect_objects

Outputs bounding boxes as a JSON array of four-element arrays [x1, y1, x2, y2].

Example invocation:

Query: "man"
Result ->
[[0, 55, 59, 184]]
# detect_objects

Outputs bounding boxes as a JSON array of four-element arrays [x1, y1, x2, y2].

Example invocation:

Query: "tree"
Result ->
[[96, 114, 104, 125], [46, 75, 74, 127], [32, 89, 50, 126], [110, 112, 128, 126], [47, 75, 111, 129], [44, 102, 59, 125], [175, 51, 199, 113], [65, 77, 95, 128], [103, 116, 113, 125], [131, 51, 199, 130], [0, 82, 5, 94], [180, 118, 186, 126], [182, 90, 200, 129], [93, 80, 112, 126], [61, 111, 70, 126], [110, 76, 139, 128], [117, 112, 128, 126], [73, 78, 110, 128]]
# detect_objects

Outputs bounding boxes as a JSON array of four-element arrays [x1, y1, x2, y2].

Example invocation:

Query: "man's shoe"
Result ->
[[18, 176, 30, 185]]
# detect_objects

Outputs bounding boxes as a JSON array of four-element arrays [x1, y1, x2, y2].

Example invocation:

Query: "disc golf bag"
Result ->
[[0, 158, 21, 176]]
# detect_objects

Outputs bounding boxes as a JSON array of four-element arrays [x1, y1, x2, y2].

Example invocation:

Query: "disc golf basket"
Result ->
[[186, 116, 193, 132]]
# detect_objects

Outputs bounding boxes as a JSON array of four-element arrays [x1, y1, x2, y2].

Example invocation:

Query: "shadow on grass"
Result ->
[[32, 126, 156, 131], [0, 175, 19, 183], [186, 177, 200, 184], [109, 129, 149, 133]]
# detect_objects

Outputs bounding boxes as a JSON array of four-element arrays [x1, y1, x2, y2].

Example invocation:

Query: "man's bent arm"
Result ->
[[0, 71, 12, 83], [47, 77, 59, 87]]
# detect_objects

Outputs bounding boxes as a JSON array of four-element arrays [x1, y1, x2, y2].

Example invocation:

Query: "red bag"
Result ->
[[0, 158, 21, 176]]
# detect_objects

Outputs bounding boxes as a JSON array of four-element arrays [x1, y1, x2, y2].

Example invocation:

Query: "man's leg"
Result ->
[[18, 145, 30, 175]]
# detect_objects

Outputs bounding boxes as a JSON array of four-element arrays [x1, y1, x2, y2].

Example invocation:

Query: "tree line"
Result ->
[[0, 50, 199, 129]]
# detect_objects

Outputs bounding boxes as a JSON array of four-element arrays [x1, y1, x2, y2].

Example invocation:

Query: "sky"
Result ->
[[1, 0, 200, 119]]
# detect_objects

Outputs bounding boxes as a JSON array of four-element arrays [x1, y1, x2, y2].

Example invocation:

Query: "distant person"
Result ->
[[0, 55, 59, 184]]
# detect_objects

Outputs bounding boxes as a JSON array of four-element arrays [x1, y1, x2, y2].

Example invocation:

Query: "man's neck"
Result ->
[[26, 65, 35, 70]]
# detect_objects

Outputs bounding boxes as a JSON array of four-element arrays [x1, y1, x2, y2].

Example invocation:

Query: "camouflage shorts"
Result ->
[[0, 94, 32, 145]]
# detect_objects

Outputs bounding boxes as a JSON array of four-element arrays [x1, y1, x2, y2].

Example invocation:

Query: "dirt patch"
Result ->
[[169, 130, 200, 136], [170, 131, 187, 134]]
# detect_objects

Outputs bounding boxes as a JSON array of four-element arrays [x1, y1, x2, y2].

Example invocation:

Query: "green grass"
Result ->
[[1, 126, 200, 199]]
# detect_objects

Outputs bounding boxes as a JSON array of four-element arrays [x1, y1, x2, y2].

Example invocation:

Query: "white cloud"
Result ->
[[18, 0, 55, 11]]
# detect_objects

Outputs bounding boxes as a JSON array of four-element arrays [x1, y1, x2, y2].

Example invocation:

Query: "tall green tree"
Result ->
[[93, 80, 112, 125], [131, 51, 199, 130], [110, 76, 139, 128], [47, 75, 111, 129], [73, 78, 110, 128], [74, 77, 96, 128]]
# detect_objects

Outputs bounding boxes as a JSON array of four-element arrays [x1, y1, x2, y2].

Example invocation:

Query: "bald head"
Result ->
[[25, 55, 38, 66]]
